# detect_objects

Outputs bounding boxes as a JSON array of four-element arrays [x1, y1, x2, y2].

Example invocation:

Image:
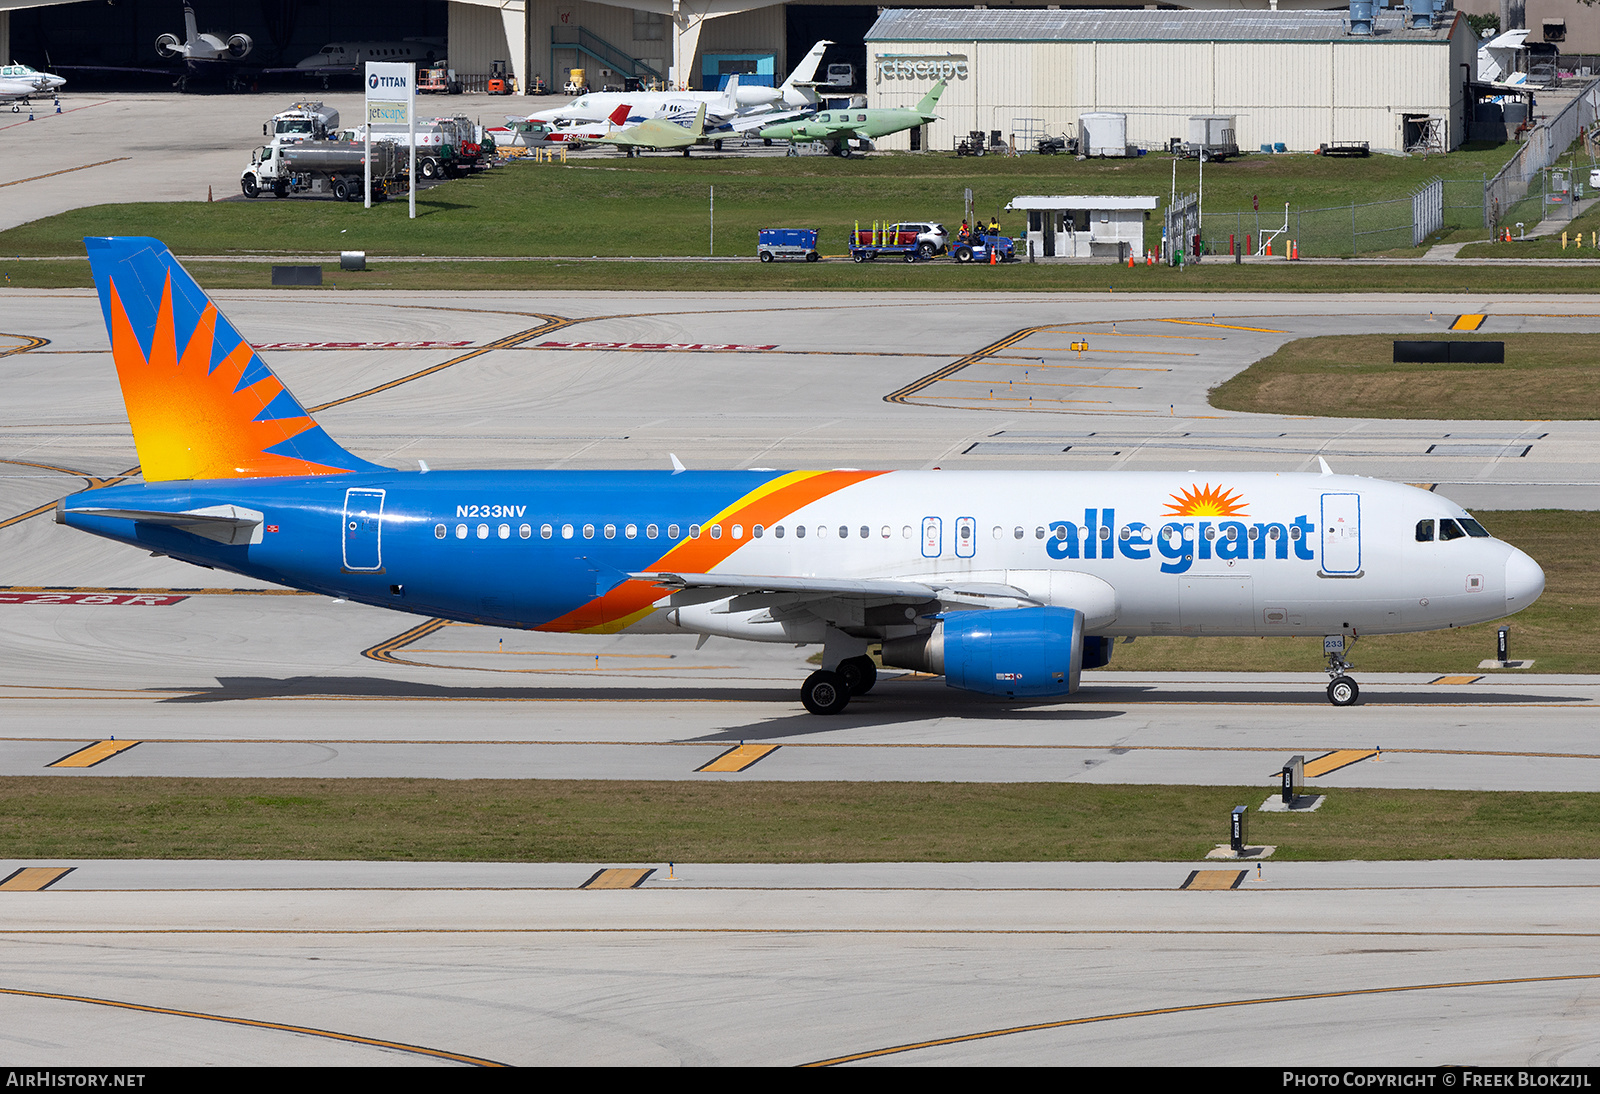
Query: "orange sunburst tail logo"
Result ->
[[86, 236, 384, 481]]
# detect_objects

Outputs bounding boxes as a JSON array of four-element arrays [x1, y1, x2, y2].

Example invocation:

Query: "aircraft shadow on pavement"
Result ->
[[155, 675, 801, 704]]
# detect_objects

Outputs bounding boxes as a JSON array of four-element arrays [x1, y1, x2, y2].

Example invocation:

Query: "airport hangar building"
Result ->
[[443, 2, 1475, 154]]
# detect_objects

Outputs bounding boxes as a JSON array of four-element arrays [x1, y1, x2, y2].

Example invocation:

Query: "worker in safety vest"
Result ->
[[988, 217, 1000, 237]]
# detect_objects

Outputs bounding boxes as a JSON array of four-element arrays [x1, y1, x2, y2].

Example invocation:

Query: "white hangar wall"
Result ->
[[867, 9, 1477, 155]]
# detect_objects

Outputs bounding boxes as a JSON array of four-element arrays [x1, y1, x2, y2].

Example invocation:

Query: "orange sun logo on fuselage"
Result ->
[[1164, 483, 1248, 518]]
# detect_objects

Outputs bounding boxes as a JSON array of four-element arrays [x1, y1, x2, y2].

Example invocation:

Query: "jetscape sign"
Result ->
[[365, 61, 413, 126], [874, 53, 969, 84]]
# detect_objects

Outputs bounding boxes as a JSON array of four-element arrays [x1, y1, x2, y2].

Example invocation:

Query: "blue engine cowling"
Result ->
[[942, 605, 1084, 698]]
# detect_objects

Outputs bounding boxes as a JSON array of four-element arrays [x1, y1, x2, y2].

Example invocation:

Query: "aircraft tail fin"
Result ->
[[83, 236, 386, 482], [690, 103, 706, 138], [780, 39, 832, 106], [182, 2, 198, 45], [721, 73, 740, 113], [607, 102, 631, 127], [915, 80, 947, 116]]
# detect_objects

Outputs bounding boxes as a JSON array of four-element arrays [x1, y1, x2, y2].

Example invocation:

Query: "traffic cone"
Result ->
[[1291, 240, 1299, 260], [990, 247, 996, 265], [207, 186, 213, 202]]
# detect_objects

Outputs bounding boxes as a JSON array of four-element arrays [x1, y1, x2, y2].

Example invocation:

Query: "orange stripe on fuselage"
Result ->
[[539, 469, 889, 633]]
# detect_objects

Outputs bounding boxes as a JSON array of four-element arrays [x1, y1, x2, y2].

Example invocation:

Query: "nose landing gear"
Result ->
[[1325, 634, 1360, 706]]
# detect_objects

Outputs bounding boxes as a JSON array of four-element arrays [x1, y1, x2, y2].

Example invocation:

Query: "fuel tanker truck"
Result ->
[[240, 138, 403, 201]]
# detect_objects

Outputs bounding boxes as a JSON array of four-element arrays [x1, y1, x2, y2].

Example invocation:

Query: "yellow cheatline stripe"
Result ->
[[700, 469, 826, 529], [1158, 318, 1286, 333], [698, 743, 780, 772], [48, 740, 140, 768], [1431, 675, 1483, 685], [1452, 313, 1487, 331], [0, 867, 74, 892], [800, 971, 1600, 1066], [1303, 749, 1379, 778], [0, 986, 507, 1066], [581, 868, 655, 889], [0, 333, 49, 357], [1181, 870, 1246, 891]]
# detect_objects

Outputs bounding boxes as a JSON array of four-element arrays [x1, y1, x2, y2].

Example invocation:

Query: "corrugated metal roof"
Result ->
[[866, 9, 1455, 44]]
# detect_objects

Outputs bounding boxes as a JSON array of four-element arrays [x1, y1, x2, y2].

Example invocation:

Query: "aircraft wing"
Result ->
[[630, 571, 1040, 611], [721, 108, 812, 134]]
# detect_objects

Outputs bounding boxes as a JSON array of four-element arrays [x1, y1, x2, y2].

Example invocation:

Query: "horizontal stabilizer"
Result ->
[[57, 500, 265, 545]]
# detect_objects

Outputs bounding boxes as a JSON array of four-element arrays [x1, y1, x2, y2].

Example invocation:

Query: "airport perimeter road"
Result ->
[[1, 860, 1597, 1066]]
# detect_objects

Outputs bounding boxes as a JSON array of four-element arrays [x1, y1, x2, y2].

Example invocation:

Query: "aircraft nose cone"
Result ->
[[1504, 547, 1545, 613]]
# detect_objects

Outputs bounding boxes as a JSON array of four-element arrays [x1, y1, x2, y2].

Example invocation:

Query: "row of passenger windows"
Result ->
[[431, 521, 1303, 543], [1416, 517, 1490, 542]]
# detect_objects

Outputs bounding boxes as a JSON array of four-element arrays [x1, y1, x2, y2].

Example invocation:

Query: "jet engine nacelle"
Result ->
[[226, 34, 254, 59], [881, 605, 1086, 698], [155, 33, 183, 58]]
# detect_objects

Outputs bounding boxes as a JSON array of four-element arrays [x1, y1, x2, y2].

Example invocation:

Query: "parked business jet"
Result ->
[[58, 3, 255, 91], [0, 61, 65, 111], [59, 238, 1545, 713], [525, 40, 831, 128]]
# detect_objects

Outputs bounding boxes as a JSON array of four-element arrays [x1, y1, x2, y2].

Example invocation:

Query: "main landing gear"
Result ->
[[1325, 634, 1360, 707], [800, 654, 877, 715]]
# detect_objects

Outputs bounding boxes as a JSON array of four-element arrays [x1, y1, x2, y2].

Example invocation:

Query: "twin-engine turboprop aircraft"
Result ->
[[58, 238, 1545, 713]]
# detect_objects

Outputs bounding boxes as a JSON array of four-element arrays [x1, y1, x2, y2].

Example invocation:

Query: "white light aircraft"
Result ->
[[0, 61, 65, 112]]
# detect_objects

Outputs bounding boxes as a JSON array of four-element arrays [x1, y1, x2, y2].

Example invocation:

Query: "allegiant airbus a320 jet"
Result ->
[[57, 238, 1545, 713]]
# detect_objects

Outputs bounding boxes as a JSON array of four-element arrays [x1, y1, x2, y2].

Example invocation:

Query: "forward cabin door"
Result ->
[[342, 488, 385, 572], [1320, 492, 1362, 575]]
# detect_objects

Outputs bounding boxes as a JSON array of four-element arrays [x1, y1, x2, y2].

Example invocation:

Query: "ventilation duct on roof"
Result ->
[[1348, 0, 1375, 35]]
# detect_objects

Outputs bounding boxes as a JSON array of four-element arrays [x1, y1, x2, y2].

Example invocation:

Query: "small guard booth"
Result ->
[[1007, 195, 1158, 260]]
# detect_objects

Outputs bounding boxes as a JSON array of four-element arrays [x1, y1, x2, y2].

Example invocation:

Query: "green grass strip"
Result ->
[[3, 778, 1596, 862]]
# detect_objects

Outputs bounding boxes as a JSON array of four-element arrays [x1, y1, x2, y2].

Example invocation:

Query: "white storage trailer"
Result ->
[[1078, 112, 1129, 158], [1185, 115, 1239, 160], [1006, 195, 1159, 260]]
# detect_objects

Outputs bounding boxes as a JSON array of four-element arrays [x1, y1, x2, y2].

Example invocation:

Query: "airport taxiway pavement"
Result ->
[[1, 858, 1597, 1065], [4, 282, 1599, 1065]]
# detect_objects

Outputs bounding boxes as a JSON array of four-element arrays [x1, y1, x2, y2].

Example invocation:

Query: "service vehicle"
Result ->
[[849, 224, 924, 263], [887, 221, 948, 258], [758, 228, 821, 263], [241, 139, 400, 201], [950, 234, 1018, 263], [264, 101, 339, 143]]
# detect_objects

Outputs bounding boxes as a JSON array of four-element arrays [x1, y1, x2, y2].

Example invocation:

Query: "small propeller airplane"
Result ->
[[596, 102, 707, 157], [0, 61, 65, 112], [760, 81, 946, 158]]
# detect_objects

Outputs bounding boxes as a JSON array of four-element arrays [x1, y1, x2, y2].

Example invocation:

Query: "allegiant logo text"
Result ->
[[1046, 508, 1316, 574]]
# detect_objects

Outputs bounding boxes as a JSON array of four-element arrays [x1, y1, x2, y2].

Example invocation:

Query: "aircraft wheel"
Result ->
[[837, 656, 877, 696], [954, 245, 973, 263], [760, 251, 773, 263], [1327, 676, 1360, 707], [713, 139, 723, 151], [10, 104, 18, 114], [801, 670, 850, 715]]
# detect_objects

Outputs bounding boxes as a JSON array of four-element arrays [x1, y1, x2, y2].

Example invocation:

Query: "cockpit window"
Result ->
[[1415, 519, 1434, 542], [1459, 517, 1490, 538], [1438, 518, 1466, 541]]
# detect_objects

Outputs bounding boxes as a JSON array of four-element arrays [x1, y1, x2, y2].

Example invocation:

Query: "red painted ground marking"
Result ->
[[0, 592, 188, 606], [251, 340, 474, 350], [536, 340, 779, 352]]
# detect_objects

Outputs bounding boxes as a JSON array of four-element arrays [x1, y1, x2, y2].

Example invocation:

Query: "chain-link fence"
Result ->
[[1201, 179, 1443, 257], [1486, 78, 1600, 229]]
